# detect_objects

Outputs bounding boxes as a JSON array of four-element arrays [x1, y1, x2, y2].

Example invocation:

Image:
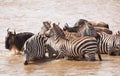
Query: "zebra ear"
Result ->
[[53, 23, 66, 39], [43, 21, 51, 28]]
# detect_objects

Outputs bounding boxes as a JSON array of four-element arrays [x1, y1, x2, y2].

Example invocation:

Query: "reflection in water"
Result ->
[[0, 0, 120, 76], [0, 54, 120, 76]]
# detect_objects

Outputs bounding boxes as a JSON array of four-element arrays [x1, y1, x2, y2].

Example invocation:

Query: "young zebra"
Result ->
[[45, 23, 102, 61], [97, 32, 120, 55], [23, 33, 48, 65]]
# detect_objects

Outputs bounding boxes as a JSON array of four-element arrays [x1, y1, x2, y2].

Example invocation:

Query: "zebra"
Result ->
[[23, 33, 48, 65], [45, 23, 102, 61], [41, 21, 58, 58], [97, 32, 120, 55], [116, 31, 120, 36]]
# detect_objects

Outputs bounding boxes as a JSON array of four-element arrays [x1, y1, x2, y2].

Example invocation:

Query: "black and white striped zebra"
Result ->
[[45, 23, 102, 61], [97, 32, 120, 55], [23, 33, 48, 65]]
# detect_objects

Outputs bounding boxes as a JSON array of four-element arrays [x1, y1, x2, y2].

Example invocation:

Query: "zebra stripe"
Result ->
[[45, 23, 102, 61], [23, 33, 47, 65], [97, 32, 120, 55]]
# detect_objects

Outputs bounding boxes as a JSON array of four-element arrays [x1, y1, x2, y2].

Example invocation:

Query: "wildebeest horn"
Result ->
[[7, 28, 9, 32], [58, 22, 60, 25], [14, 30, 16, 35], [49, 21, 51, 24], [118, 31, 120, 34]]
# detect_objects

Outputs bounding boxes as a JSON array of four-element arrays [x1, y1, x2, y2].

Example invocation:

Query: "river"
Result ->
[[0, 0, 120, 76]]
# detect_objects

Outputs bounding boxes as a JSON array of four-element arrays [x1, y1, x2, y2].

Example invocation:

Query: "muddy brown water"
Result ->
[[0, 0, 120, 76]]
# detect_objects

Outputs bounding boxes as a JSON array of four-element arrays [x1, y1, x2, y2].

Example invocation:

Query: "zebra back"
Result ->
[[23, 33, 48, 65]]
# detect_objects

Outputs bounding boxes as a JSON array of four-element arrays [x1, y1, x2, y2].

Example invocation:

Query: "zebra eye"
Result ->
[[45, 33, 50, 38]]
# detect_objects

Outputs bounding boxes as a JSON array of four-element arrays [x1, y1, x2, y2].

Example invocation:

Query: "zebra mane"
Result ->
[[53, 23, 68, 40]]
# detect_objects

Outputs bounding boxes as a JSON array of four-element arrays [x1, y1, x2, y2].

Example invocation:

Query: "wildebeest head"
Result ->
[[63, 23, 79, 32], [63, 19, 88, 32], [5, 28, 16, 50], [74, 19, 88, 27]]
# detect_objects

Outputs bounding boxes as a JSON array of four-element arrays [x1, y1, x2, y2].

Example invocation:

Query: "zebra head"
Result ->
[[5, 28, 16, 50], [45, 23, 67, 40], [113, 36, 120, 55], [116, 31, 120, 36], [86, 23, 98, 37], [116, 37, 120, 49], [40, 21, 51, 34], [76, 22, 98, 37]]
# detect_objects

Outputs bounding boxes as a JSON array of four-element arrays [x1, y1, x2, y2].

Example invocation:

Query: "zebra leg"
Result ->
[[87, 53, 96, 61], [56, 51, 65, 59], [111, 49, 120, 56], [24, 54, 30, 65], [107, 47, 113, 55], [82, 54, 85, 59], [116, 50, 120, 55], [65, 56, 74, 60], [97, 49, 102, 61], [46, 44, 57, 58], [116, 49, 120, 55]]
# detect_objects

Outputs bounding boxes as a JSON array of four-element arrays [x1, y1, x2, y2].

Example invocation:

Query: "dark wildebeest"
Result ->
[[94, 27, 112, 34], [5, 28, 34, 54], [63, 19, 112, 34], [63, 19, 98, 37], [88, 21, 109, 29], [74, 19, 109, 29]]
